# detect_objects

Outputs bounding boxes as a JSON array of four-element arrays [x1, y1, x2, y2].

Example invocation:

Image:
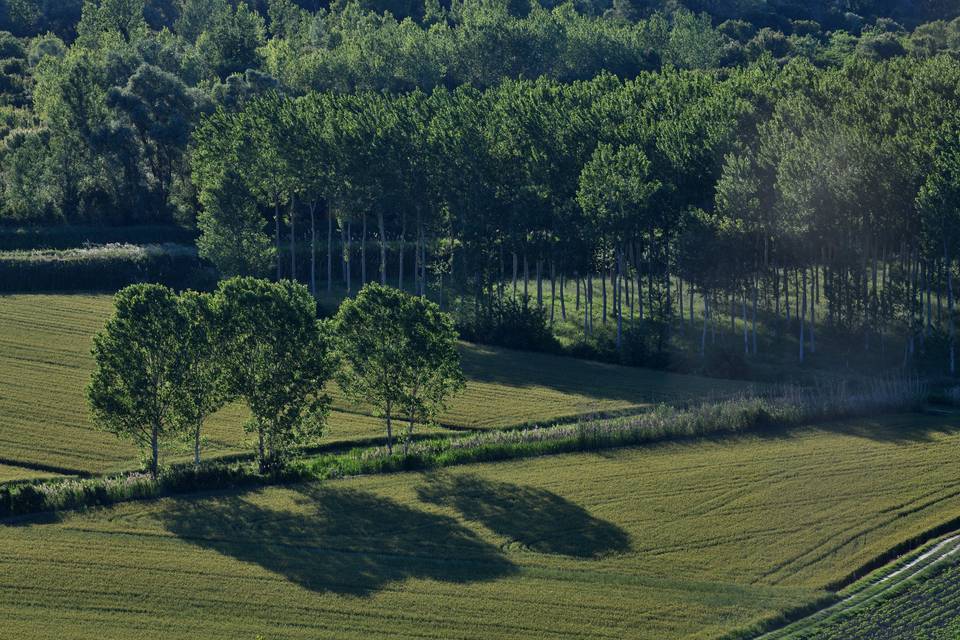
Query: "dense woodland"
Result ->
[[2, 0, 960, 372]]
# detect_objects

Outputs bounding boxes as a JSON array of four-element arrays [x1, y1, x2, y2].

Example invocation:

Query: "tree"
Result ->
[[192, 108, 274, 277], [918, 143, 960, 375], [334, 283, 465, 454], [175, 290, 228, 466], [87, 283, 191, 477], [214, 277, 334, 472], [577, 143, 661, 350], [107, 63, 211, 221], [195, 2, 266, 79]]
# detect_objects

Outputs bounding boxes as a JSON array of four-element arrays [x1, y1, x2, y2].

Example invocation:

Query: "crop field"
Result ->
[[0, 294, 742, 479], [1, 412, 959, 639], [0, 463, 63, 483], [785, 554, 960, 639]]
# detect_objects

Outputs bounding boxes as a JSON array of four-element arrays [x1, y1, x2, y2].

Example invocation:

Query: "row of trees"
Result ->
[[191, 52, 960, 370], [1, 0, 957, 225], [87, 280, 463, 476]]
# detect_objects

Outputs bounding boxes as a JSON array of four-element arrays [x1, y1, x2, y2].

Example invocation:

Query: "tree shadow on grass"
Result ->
[[416, 474, 631, 559], [158, 484, 517, 597]]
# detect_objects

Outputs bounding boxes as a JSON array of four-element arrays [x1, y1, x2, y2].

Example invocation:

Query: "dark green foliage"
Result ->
[[214, 276, 335, 471], [334, 283, 465, 453], [0, 243, 214, 292], [458, 296, 561, 353], [0, 224, 195, 250]]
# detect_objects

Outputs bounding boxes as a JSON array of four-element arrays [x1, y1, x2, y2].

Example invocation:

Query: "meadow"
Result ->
[[0, 294, 743, 478], [1, 412, 960, 639]]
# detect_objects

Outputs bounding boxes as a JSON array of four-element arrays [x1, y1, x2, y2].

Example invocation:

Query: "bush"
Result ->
[[704, 346, 752, 379], [458, 296, 561, 352], [0, 225, 197, 251], [0, 243, 217, 292]]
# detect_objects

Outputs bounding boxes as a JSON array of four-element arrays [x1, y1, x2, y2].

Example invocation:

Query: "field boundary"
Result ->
[[749, 529, 960, 639], [0, 457, 88, 479]]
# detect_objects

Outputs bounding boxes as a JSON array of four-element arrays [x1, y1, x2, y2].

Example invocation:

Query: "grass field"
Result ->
[[0, 294, 742, 478], [785, 554, 960, 639], [0, 463, 63, 483], [2, 412, 959, 639]]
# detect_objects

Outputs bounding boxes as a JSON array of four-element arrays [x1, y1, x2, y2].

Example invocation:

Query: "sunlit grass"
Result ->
[[0, 294, 743, 479], [2, 412, 959, 639]]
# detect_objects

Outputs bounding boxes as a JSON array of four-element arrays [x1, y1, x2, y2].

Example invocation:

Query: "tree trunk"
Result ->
[[346, 220, 352, 293], [586, 274, 593, 335], [310, 202, 317, 296], [601, 271, 607, 324], [150, 421, 160, 479], [742, 291, 748, 356], [274, 200, 282, 281], [341, 219, 348, 286], [378, 211, 387, 284], [193, 421, 201, 467], [257, 425, 266, 473], [290, 198, 296, 281], [550, 261, 556, 324], [523, 255, 529, 302], [361, 212, 368, 285], [512, 252, 518, 299], [616, 248, 623, 351], [536, 259, 543, 310], [404, 413, 415, 456], [800, 267, 807, 363], [327, 202, 333, 293], [700, 292, 709, 356], [385, 400, 394, 455], [398, 213, 406, 290], [947, 239, 955, 375]]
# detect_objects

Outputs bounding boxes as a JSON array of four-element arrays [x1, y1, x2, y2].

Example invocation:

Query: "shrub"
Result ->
[[0, 243, 216, 292], [0, 225, 197, 251], [458, 296, 560, 352]]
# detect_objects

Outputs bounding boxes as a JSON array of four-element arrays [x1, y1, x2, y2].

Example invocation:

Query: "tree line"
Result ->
[[87, 279, 464, 477], [190, 52, 960, 371], [1, 0, 959, 225]]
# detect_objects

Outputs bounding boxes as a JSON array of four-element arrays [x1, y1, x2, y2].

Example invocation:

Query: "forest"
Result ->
[[2, 0, 960, 375]]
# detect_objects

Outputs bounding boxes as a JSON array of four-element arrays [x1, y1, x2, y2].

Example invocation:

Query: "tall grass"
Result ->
[[0, 378, 926, 520]]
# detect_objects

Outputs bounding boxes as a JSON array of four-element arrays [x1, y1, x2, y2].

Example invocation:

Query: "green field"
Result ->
[[0, 294, 742, 478], [0, 463, 63, 483], [2, 412, 959, 639], [786, 555, 960, 639]]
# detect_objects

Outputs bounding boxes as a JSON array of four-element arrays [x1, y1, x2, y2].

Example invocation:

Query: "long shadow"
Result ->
[[416, 474, 631, 558], [159, 485, 516, 596], [459, 343, 735, 404]]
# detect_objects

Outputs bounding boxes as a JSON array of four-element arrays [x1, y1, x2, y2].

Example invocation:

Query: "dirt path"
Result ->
[[755, 531, 960, 639]]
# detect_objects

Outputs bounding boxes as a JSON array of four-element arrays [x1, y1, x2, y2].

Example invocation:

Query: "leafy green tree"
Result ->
[[175, 290, 228, 466], [106, 63, 211, 221], [918, 145, 960, 375], [577, 143, 661, 349], [334, 283, 465, 454], [214, 277, 334, 472], [195, 1, 266, 78], [87, 283, 191, 477], [192, 108, 274, 277]]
